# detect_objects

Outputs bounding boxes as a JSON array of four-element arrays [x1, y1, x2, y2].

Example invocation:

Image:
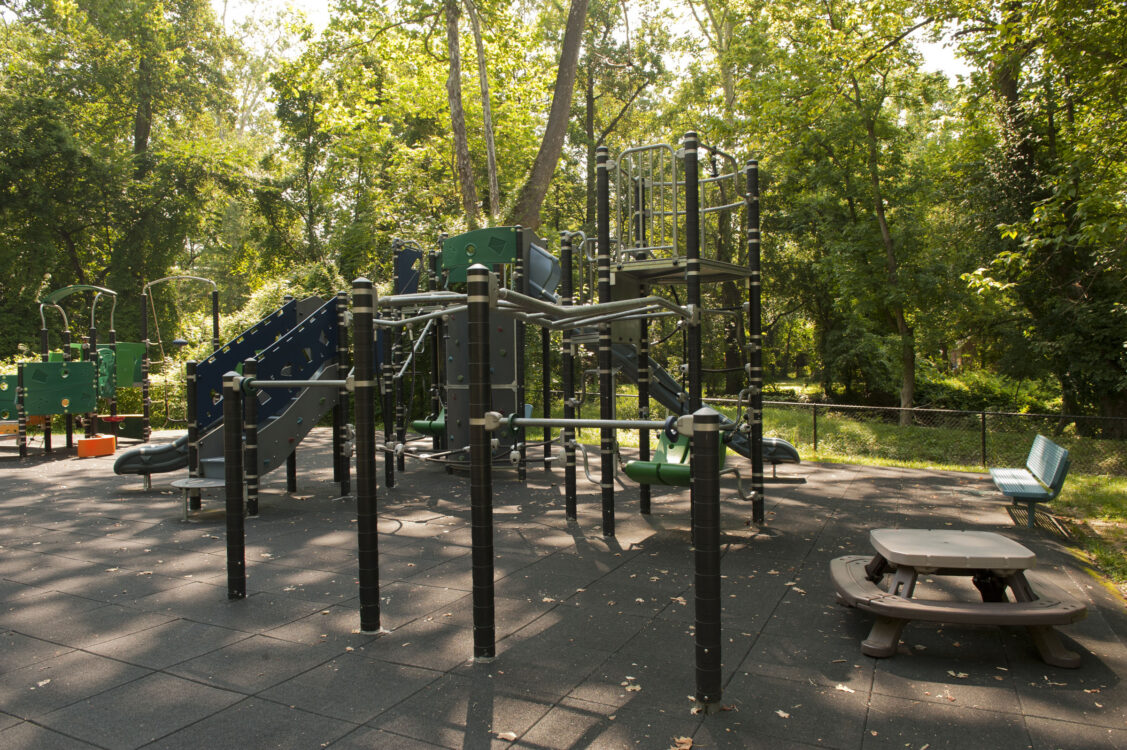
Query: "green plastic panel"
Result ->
[[95, 347, 116, 396], [113, 342, 146, 386], [442, 227, 518, 282], [0, 374, 16, 419], [21, 361, 97, 416]]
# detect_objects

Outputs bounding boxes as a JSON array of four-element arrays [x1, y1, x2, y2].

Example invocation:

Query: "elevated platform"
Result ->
[[612, 256, 751, 285]]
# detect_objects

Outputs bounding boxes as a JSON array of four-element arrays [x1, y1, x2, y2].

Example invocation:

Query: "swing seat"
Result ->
[[411, 408, 446, 437], [623, 433, 727, 487]]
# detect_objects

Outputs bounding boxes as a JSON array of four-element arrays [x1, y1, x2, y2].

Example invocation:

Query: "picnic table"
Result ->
[[831, 529, 1087, 667]]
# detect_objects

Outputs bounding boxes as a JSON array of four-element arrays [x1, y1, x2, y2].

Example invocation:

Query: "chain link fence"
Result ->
[[762, 401, 1127, 476]]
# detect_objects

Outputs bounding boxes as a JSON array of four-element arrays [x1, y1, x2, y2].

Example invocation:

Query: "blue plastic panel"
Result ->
[[195, 300, 297, 430], [251, 297, 340, 423]]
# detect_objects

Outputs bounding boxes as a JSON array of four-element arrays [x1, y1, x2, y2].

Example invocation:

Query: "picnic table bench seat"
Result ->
[[989, 435, 1071, 528]]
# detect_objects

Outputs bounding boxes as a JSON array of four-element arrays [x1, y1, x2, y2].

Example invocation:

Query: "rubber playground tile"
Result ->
[[0, 588, 115, 633], [734, 630, 873, 692], [131, 582, 328, 633], [506, 607, 653, 654], [516, 698, 704, 750], [37, 672, 242, 749], [0, 710, 21, 732], [258, 653, 440, 724], [566, 650, 699, 711], [8, 602, 175, 651], [239, 561, 359, 604], [0, 721, 103, 750], [0, 649, 149, 719], [718, 671, 871, 749], [1004, 644, 1127, 729], [167, 633, 339, 694], [0, 551, 92, 588], [367, 672, 553, 749], [330, 726, 449, 749], [0, 631, 74, 676], [263, 603, 388, 648], [452, 639, 610, 701], [144, 696, 356, 750], [869, 628, 1024, 715], [1024, 715, 1127, 750], [45, 565, 195, 605], [690, 718, 834, 750], [85, 618, 249, 670], [860, 693, 1029, 750], [376, 581, 471, 629]]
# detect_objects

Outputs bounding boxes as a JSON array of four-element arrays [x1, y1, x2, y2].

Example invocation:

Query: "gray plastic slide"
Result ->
[[608, 343, 799, 464], [112, 433, 189, 475]]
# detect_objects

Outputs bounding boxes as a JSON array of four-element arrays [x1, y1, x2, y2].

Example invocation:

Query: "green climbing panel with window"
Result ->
[[442, 227, 518, 282], [0, 375, 16, 420], [21, 361, 97, 416]]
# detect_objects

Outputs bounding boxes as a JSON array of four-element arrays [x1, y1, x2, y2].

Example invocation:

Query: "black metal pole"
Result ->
[[467, 264, 496, 660], [186, 360, 201, 509], [62, 328, 73, 448], [636, 174, 650, 514], [684, 132, 702, 414], [981, 411, 987, 467], [747, 160, 765, 525], [382, 304, 395, 489], [17, 364, 27, 458], [86, 321, 98, 438], [107, 326, 118, 439], [336, 291, 351, 496], [692, 406, 722, 709], [560, 232, 577, 518], [282, 295, 297, 493], [428, 248, 444, 451], [224, 372, 246, 600], [243, 358, 259, 517], [596, 145, 615, 537], [392, 239, 406, 473], [40, 326, 51, 452], [141, 292, 151, 443], [211, 289, 221, 352], [542, 327, 551, 470], [514, 226, 527, 482], [353, 278, 381, 632]]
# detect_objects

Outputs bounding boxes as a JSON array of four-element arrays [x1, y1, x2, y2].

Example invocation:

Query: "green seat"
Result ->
[[624, 433, 726, 487], [411, 408, 446, 437]]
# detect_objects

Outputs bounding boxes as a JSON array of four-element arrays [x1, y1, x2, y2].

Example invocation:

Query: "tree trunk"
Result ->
[[133, 56, 153, 178], [506, 0, 590, 230], [444, 0, 479, 228], [464, 0, 500, 220]]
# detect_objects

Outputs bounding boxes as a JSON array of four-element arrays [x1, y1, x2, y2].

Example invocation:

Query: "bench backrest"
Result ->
[[1027, 435, 1070, 497]]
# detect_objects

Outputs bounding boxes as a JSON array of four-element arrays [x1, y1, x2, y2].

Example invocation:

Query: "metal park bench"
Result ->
[[989, 434, 1071, 528]]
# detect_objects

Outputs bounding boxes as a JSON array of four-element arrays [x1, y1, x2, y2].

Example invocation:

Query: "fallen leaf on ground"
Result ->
[[495, 731, 517, 741], [671, 737, 693, 749], [835, 684, 855, 693], [775, 709, 790, 718]]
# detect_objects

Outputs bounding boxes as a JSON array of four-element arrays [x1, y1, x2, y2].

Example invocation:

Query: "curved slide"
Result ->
[[113, 434, 189, 475], [608, 343, 800, 465]]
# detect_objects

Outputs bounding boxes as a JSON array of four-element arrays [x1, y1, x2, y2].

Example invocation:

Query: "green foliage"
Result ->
[[915, 368, 1060, 414]]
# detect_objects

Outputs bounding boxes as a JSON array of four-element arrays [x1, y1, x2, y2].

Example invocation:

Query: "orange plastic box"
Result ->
[[77, 434, 116, 457]]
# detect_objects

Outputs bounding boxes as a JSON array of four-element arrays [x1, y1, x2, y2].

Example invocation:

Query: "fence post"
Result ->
[[981, 411, 987, 467], [812, 404, 818, 453]]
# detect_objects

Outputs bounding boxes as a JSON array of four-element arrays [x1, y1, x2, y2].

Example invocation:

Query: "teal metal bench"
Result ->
[[989, 434, 1070, 528]]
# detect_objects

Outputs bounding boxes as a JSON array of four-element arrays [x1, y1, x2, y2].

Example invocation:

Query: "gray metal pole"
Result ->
[[186, 361, 201, 509], [467, 264, 496, 660], [514, 226, 527, 481]]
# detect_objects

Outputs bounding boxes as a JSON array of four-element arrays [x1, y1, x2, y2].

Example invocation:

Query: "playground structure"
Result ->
[[2, 278, 227, 457], [2, 285, 132, 456], [203, 132, 796, 712]]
